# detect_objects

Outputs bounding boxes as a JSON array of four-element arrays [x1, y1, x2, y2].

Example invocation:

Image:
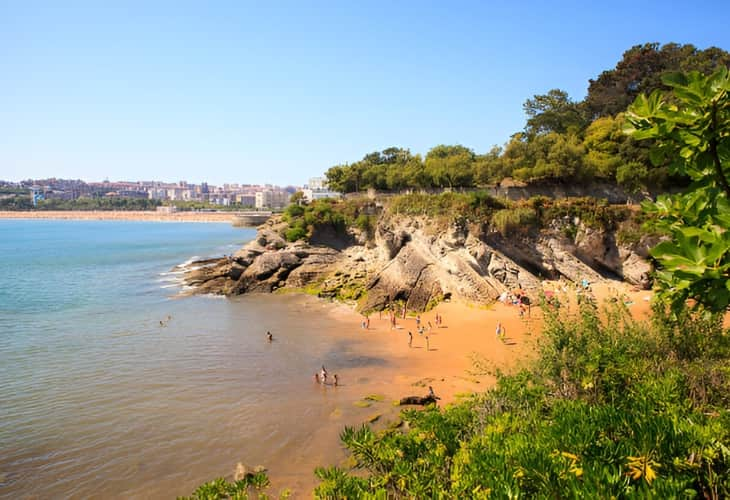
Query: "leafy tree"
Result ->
[[511, 133, 586, 183], [587, 43, 730, 119], [289, 191, 304, 205], [424, 145, 476, 189], [324, 164, 353, 193], [473, 146, 505, 185], [523, 89, 587, 136], [625, 67, 730, 314]]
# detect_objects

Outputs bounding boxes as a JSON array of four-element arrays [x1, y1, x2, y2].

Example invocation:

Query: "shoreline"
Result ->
[[0, 210, 238, 223], [259, 281, 655, 497]]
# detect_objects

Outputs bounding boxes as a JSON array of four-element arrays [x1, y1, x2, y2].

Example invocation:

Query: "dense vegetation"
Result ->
[[325, 43, 730, 195], [281, 198, 376, 242], [280, 191, 637, 244], [626, 67, 730, 315]]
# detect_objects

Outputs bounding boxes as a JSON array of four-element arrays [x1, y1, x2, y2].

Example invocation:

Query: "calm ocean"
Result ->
[[0, 220, 389, 498]]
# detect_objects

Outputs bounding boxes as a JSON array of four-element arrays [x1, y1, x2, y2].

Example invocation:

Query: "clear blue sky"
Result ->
[[2, 1, 729, 186]]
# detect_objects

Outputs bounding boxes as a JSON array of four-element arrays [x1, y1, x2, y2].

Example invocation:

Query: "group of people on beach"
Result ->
[[264, 331, 339, 387]]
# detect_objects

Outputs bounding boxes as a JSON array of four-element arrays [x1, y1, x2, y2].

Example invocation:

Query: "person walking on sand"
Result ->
[[333, 374, 339, 387], [496, 321, 504, 339], [408, 331, 413, 347], [366, 316, 370, 329]]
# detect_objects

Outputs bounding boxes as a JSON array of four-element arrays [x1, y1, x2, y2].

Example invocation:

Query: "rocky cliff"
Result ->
[[182, 207, 653, 312]]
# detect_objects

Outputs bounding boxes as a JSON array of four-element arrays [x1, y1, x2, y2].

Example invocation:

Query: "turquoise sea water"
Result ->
[[0, 219, 396, 499]]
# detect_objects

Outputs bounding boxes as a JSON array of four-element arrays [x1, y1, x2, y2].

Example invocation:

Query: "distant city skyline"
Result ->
[[2, 1, 730, 185], [2, 176, 329, 209]]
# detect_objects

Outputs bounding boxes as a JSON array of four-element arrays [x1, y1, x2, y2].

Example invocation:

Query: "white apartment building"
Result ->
[[148, 188, 168, 200], [307, 177, 328, 190], [301, 188, 342, 202], [255, 189, 289, 210], [236, 194, 256, 206]]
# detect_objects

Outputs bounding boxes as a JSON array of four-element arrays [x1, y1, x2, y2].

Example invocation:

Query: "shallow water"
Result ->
[[0, 220, 390, 498]]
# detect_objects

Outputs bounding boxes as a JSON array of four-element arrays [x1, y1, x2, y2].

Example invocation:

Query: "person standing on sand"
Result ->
[[366, 316, 370, 329], [320, 365, 328, 384], [333, 374, 339, 387], [496, 321, 504, 338], [408, 331, 413, 347], [425, 335, 430, 351], [428, 386, 440, 400], [267, 331, 273, 342], [314, 373, 320, 384]]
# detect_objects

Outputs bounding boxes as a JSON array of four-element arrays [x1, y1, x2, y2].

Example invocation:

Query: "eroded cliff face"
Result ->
[[182, 213, 652, 311]]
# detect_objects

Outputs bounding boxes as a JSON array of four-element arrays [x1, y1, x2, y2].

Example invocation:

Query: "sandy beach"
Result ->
[[322, 280, 655, 409], [251, 280, 656, 495], [0, 210, 237, 223]]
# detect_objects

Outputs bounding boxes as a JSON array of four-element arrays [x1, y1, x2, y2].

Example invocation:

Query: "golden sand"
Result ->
[[326, 281, 656, 406]]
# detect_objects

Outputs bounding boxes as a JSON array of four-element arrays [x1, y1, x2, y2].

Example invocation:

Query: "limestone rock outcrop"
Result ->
[[181, 211, 652, 311]]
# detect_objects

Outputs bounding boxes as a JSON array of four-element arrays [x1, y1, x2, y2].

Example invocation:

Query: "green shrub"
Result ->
[[284, 224, 307, 242], [491, 207, 538, 236], [283, 203, 304, 220]]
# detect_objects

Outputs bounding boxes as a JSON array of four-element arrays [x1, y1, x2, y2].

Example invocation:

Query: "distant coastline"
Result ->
[[0, 210, 236, 223]]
